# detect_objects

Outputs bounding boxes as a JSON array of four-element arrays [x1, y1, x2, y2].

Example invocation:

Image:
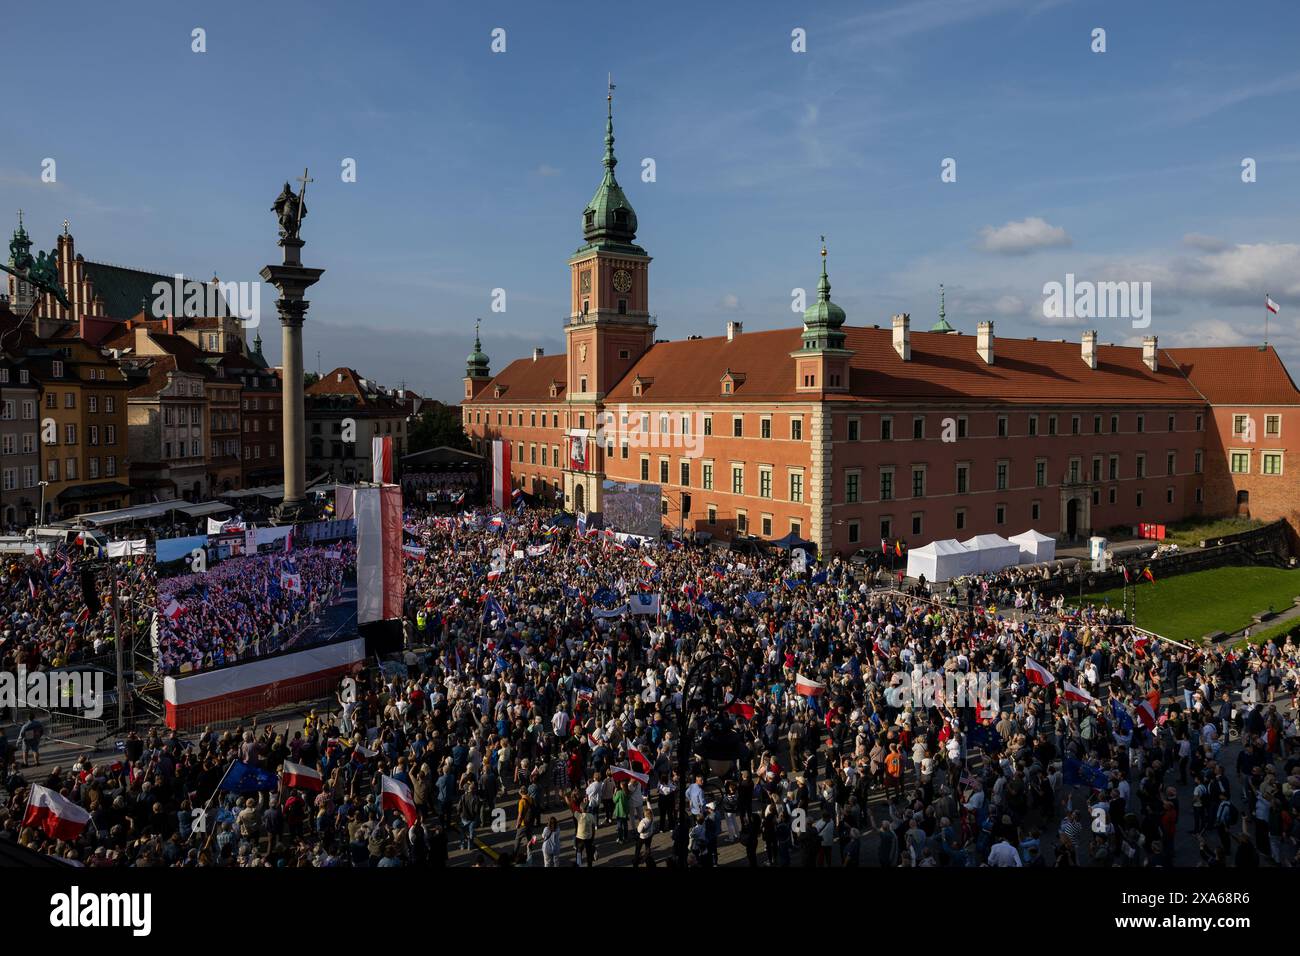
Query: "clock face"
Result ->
[[612, 269, 632, 294]]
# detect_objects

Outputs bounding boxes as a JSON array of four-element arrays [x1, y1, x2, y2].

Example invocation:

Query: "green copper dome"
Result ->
[[800, 243, 847, 351], [466, 321, 490, 377]]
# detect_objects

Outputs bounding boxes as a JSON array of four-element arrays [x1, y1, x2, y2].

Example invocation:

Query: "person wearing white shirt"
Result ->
[[987, 839, 1022, 866], [686, 776, 706, 817], [551, 708, 570, 738]]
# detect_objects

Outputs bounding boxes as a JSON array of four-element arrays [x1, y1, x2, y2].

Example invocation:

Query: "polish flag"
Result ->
[[610, 766, 649, 786], [381, 774, 419, 827], [372, 434, 394, 485], [795, 673, 826, 697], [627, 743, 654, 775], [640, 556, 657, 570], [355, 483, 404, 625], [1134, 697, 1159, 731], [352, 743, 377, 764], [1062, 682, 1095, 705], [22, 784, 91, 841], [725, 700, 757, 721], [1132, 635, 1150, 658], [163, 599, 184, 622], [1024, 657, 1056, 686], [281, 760, 323, 792], [1266, 295, 1280, 314], [491, 440, 511, 511]]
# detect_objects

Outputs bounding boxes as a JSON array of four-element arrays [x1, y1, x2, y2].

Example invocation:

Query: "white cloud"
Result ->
[[720, 293, 741, 310], [976, 217, 1072, 255], [534, 164, 562, 177]]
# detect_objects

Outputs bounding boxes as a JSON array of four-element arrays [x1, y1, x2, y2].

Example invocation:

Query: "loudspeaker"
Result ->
[[80, 567, 102, 614]]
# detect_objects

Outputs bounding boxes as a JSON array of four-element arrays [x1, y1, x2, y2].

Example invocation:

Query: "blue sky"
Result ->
[[7, 0, 1300, 400]]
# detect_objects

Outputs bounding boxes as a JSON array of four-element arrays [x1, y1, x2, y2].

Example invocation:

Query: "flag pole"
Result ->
[[201, 757, 240, 852], [1265, 292, 1270, 347]]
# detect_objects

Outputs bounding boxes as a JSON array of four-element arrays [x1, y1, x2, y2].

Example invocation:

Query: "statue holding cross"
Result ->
[[271, 168, 312, 241]]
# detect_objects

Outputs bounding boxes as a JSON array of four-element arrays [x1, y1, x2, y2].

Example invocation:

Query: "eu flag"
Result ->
[[219, 761, 278, 793]]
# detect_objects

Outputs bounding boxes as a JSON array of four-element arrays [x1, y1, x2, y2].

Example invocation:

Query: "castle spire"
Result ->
[[578, 78, 640, 250], [931, 282, 956, 333], [800, 236, 847, 352]]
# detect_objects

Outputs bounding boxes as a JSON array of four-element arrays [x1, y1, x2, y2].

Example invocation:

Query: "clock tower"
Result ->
[[563, 82, 655, 515], [565, 83, 655, 403]]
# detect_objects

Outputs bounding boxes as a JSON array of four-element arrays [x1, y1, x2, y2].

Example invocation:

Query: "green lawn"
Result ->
[[1072, 566, 1300, 643], [1162, 516, 1262, 548]]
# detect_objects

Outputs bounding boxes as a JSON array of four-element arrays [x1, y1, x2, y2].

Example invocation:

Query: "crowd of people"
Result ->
[[156, 541, 356, 675], [2, 504, 1299, 868]]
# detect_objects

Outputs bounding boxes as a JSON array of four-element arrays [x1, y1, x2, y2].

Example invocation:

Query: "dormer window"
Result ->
[[494, 384, 506, 398], [720, 369, 746, 395], [614, 209, 628, 225], [584, 211, 595, 229], [630, 374, 652, 397]]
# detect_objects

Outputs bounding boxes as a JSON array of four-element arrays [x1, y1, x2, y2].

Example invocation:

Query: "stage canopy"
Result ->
[[906, 538, 978, 582], [1008, 529, 1056, 564], [961, 533, 1022, 573]]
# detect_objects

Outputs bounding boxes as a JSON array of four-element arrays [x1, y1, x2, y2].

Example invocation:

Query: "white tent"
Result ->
[[1009, 529, 1056, 564], [906, 539, 979, 582], [961, 534, 1022, 573]]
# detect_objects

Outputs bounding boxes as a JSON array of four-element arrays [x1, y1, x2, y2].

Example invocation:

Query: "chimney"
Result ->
[[977, 321, 995, 364], [532, 347, 544, 362], [892, 313, 911, 361], [1142, 335, 1158, 372], [726, 320, 743, 341], [1081, 329, 1098, 370]]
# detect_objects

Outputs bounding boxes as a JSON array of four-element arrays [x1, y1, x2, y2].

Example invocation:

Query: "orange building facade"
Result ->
[[462, 96, 1300, 557]]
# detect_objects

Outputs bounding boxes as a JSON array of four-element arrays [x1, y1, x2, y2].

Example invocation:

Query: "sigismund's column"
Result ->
[[261, 174, 324, 519]]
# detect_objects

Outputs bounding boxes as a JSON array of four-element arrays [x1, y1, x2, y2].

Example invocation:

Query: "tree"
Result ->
[[303, 372, 320, 388], [408, 402, 471, 454]]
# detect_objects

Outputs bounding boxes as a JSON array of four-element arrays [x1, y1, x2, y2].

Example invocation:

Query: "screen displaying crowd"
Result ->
[[154, 519, 358, 676]]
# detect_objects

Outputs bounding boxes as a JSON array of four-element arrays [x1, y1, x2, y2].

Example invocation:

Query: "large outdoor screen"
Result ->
[[154, 518, 358, 675], [601, 479, 662, 539]]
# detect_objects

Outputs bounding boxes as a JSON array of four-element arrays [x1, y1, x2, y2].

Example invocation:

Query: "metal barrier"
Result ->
[[3, 705, 108, 750]]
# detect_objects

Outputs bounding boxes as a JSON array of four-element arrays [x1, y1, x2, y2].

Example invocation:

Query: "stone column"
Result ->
[[261, 236, 323, 519]]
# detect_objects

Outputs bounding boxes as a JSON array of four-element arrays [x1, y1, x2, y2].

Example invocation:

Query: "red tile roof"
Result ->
[[472, 354, 567, 404], [603, 326, 1210, 405], [1165, 345, 1300, 406]]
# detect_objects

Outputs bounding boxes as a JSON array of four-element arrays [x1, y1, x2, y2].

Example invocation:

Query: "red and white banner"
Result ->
[[23, 783, 91, 841], [1062, 682, 1095, 704], [163, 637, 365, 730], [627, 743, 654, 775], [491, 440, 511, 510], [381, 774, 419, 826], [795, 673, 826, 696], [610, 766, 649, 786], [372, 435, 394, 484], [356, 483, 404, 624], [281, 760, 323, 792], [1025, 657, 1056, 686], [1134, 698, 1158, 731]]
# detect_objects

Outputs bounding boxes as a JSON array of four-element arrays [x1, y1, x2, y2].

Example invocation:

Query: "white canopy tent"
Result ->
[[1009, 529, 1056, 564], [906, 539, 979, 582], [961, 533, 1022, 573]]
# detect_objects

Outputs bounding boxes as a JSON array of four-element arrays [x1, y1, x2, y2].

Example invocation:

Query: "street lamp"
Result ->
[[37, 479, 48, 529]]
